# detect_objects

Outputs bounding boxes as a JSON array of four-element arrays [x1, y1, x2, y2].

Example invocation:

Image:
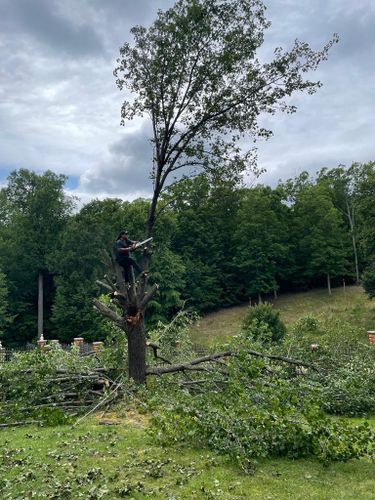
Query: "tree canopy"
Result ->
[[114, 0, 338, 236]]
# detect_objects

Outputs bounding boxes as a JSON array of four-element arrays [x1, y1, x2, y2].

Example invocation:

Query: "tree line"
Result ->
[[0, 162, 374, 346]]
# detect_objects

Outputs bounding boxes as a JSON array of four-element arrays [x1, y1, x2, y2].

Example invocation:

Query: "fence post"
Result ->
[[92, 341, 104, 352], [367, 331, 375, 345], [37, 333, 47, 351], [73, 338, 84, 354]]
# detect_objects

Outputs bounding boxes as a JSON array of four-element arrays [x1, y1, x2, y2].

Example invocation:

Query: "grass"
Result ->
[[190, 285, 375, 346], [1, 418, 375, 499], [1, 286, 375, 498]]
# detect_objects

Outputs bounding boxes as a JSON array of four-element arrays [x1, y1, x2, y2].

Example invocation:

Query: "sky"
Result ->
[[0, 0, 374, 205]]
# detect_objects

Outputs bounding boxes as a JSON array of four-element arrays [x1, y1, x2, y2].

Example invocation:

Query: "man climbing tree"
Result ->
[[114, 231, 142, 283], [94, 0, 338, 383]]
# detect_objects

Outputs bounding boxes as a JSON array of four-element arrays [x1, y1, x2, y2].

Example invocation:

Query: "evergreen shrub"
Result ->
[[242, 303, 286, 342]]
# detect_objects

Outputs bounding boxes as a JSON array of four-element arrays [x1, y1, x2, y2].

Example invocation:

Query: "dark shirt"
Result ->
[[114, 238, 135, 261]]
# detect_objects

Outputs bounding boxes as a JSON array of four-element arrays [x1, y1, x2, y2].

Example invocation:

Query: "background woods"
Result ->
[[0, 162, 374, 347]]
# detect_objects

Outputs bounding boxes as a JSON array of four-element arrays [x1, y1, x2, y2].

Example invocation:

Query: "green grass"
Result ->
[[1, 286, 375, 498], [191, 285, 375, 346], [1, 418, 375, 499]]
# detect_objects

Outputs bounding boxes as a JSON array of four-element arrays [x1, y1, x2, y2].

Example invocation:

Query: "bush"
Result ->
[[242, 303, 286, 342]]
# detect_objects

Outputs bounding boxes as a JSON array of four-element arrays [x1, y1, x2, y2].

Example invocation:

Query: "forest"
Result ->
[[0, 161, 374, 347]]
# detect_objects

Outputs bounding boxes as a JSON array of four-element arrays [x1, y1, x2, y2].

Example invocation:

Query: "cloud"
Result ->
[[0, 0, 374, 202], [1, 0, 105, 58], [79, 121, 154, 196]]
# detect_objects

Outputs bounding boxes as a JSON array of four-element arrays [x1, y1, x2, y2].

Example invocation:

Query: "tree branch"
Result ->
[[93, 298, 126, 328], [146, 349, 316, 376], [140, 283, 159, 309]]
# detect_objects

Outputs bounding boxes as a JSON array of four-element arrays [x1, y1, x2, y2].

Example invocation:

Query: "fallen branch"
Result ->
[[146, 342, 172, 365], [0, 421, 42, 428], [146, 349, 316, 376], [73, 378, 123, 427]]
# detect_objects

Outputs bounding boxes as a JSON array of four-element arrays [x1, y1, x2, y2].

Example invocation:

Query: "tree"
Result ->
[[169, 175, 242, 309], [354, 162, 375, 296], [233, 186, 289, 301], [95, 0, 338, 383], [0, 269, 12, 339], [317, 165, 361, 284], [292, 183, 350, 294], [0, 169, 73, 344]]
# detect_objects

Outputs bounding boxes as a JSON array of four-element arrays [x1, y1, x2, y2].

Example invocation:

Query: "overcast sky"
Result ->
[[0, 0, 374, 204]]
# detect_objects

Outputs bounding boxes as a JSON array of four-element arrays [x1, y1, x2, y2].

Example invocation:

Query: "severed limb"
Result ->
[[146, 341, 172, 365], [146, 349, 316, 376]]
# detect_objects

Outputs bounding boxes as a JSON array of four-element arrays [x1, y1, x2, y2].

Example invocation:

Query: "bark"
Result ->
[[346, 200, 360, 284], [127, 315, 146, 384]]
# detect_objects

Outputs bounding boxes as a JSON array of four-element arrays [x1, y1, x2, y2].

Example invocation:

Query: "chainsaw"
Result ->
[[133, 237, 153, 250]]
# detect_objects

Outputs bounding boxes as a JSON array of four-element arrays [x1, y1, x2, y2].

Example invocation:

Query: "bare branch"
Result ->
[[140, 283, 159, 309], [96, 280, 114, 293], [146, 349, 316, 376], [93, 298, 126, 328], [146, 341, 172, 365]]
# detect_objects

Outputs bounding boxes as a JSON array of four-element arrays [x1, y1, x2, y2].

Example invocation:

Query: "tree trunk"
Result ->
[[127, 318, 146, 384], [38, 271, 43, 339], [258, 293, 262, 304], [327, 273, 331, 296], [273, 289, 278, 299], [346, 200, 360, 284]]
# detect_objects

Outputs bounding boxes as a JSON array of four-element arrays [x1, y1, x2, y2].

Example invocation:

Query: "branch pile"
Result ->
[[0, 350, 122, 426]]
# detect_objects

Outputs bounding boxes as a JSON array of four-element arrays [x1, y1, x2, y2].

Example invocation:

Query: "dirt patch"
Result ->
[[95, 409, 149, 429]]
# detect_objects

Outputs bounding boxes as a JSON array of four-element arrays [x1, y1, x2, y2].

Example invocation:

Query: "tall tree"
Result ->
[[0, 269, 12, 339], [317, 164, 361, 284], [0, 169, 73, 344], [354, 162, 375, 296], [234, 186, 290, 301], [95, 0, 338, 383], [292, 183, 350, 294]]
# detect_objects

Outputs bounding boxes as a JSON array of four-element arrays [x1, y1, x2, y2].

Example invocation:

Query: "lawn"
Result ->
[[1, 286, 375, 499], [190, 285, 374, 346], [1, 417, 374, 499]]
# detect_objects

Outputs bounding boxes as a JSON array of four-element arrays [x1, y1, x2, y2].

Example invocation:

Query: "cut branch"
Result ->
[[146, 341, 172, 365], [146, 349, 316, 376]]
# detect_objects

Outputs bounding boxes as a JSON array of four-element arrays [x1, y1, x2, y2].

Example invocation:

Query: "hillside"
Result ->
[[191, 285, 374, 346]]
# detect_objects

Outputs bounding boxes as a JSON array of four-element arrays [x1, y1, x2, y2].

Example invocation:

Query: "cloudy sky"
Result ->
[[0, 0, 374, 204]]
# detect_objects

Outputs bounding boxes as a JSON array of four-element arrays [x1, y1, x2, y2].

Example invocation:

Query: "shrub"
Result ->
[[242, 303, 286, 342]]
